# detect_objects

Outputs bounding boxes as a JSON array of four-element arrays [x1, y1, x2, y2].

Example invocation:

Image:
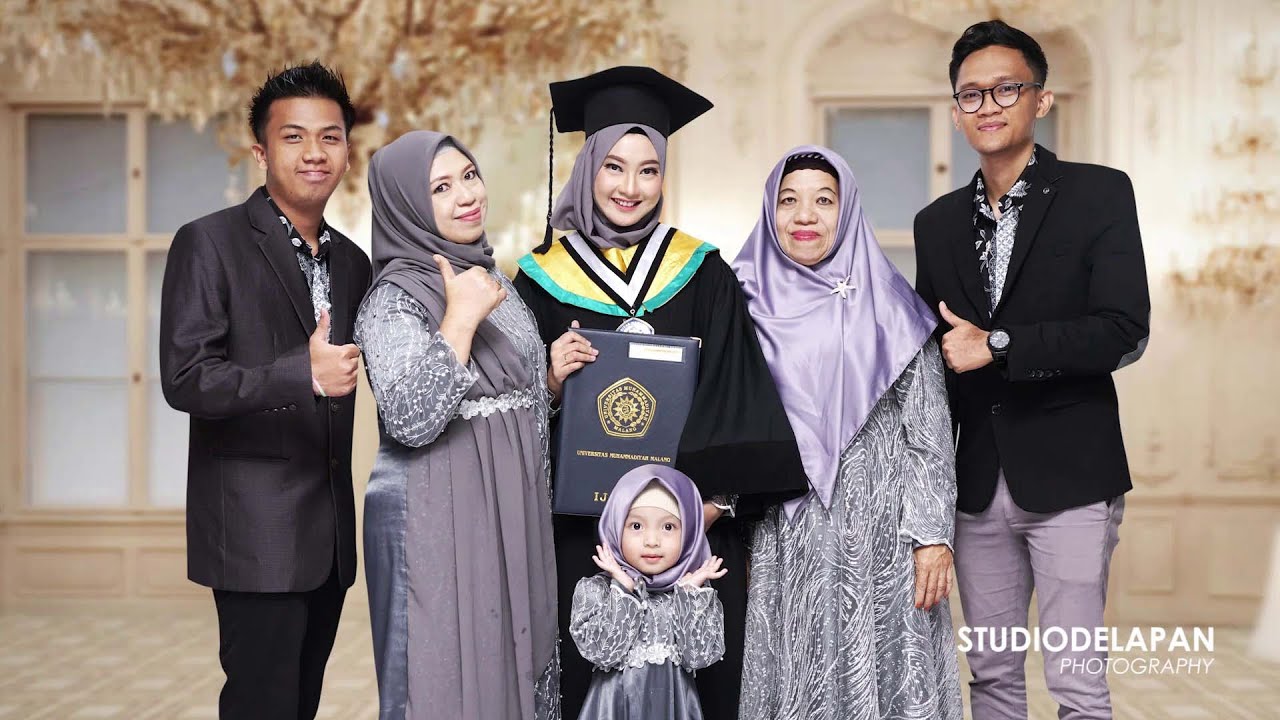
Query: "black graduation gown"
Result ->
[[514, 229, 807, 720]]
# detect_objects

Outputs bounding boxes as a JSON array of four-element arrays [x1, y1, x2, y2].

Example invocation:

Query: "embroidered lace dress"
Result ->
[[357, 276, 559, 720], [571, 574, 725, 720]]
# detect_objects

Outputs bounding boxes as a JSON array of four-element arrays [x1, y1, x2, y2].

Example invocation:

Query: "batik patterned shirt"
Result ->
[[264, 192, 332, 339], [972, 150, 1037, 313]]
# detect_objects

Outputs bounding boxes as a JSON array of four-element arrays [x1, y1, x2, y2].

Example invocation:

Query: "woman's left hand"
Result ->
[[912, 544, 953, 611]]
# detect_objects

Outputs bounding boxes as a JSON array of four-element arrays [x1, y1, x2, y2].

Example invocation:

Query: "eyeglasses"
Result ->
[[952, 82, 1043, 113]]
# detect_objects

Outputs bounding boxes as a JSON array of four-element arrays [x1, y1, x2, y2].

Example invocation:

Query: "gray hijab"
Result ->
[[367, 130, 529, 390], [368, 130, 494, 294], [550, 123, 668, 249]]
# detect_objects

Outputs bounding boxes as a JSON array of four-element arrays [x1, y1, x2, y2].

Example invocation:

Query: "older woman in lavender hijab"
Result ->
[[356, 131, 558, 720], [732, 147, 963, 720]]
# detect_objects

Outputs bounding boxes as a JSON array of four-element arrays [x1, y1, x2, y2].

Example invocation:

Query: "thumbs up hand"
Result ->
[[310, 307, 360, 397], [434, 255, 507, 368], [435, 254, 505, 331], [938, 301, 992, 374]]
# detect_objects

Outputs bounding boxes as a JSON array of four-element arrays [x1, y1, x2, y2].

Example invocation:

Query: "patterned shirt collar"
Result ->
[[971, 149, 1037, 314], [263, 190, 332, 260], [973, 149, 1038, 224]]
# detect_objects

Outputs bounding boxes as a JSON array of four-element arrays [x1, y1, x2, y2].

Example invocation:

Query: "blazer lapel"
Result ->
[[946, 186, 990, 323], [993, 146, 1063, 319], [247, 189, 317, 335], [326, 237, 352, 344]]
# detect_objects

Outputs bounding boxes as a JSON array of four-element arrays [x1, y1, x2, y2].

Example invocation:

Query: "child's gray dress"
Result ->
[[570, 575, 725, 720]]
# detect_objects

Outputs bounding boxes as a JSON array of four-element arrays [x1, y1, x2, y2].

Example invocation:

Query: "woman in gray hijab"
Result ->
[[356, 130, 559, 720]]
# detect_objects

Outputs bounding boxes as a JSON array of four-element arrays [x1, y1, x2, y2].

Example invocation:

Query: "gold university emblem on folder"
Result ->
[[597, 378, 655, 438]]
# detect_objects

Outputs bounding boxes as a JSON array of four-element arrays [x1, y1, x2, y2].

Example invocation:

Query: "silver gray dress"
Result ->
[[740, 341, 963, 720], [357, 276, 560, 720], [570, 575, 725, 720]]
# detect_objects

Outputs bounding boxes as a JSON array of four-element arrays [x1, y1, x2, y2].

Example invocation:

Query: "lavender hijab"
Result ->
[[550, 123, 668, 249], [732, 146, 937, 520], [597, 464, 711, 592]]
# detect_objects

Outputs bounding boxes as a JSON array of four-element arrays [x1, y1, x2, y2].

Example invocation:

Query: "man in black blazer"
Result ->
[[160, 62, 371, 720], [913, 22, 1149, 720]]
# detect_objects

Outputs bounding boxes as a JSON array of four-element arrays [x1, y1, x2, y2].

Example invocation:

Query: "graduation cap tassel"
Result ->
[[534, 107, 555, 254]]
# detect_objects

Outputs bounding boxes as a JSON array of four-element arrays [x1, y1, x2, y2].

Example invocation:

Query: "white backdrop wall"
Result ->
[[1, 0, 1277, 623]]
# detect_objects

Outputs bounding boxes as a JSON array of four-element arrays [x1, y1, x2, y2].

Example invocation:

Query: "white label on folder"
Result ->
[[629, 343, 684, 363]]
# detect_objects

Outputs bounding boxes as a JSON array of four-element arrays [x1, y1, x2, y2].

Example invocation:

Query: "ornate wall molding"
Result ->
[[714, 0, 764, 153]]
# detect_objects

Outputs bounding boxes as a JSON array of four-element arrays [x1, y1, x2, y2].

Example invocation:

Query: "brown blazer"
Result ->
[[160, 188, 370, 592]]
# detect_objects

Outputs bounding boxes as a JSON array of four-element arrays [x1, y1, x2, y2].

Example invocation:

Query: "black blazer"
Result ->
[[913, 147, 1150, 514], [160, 188, 371, 593]]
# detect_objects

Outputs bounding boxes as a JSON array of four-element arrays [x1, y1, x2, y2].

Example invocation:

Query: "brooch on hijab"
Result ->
[[830, 278, 854, 300]]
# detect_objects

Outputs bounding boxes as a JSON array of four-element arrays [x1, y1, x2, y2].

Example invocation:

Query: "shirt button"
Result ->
[[991, 403, 1003, 416], [330, 458, 340, 469], [330, 402, 341, 413], [288, 403, 297, 411]]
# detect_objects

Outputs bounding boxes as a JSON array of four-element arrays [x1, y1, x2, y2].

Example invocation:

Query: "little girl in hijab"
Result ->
[[570, 464, 727, 720]]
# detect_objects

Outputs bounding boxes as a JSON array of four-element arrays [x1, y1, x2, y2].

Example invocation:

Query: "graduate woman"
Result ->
[[513, 66, 808, 720]]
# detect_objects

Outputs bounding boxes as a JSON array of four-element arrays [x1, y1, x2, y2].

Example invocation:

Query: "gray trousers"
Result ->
[[954, 474, 1125, 720]]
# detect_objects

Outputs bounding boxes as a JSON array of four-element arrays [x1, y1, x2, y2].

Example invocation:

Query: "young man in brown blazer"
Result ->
[[160, 62, 371, 720]]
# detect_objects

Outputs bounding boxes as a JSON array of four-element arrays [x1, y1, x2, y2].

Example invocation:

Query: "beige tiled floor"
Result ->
[[1, 604, 1277, 719]]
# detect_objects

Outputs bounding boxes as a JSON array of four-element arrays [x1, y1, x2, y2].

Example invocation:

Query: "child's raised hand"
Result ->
[[678, 555, 727, 589], [592, 544, 635, 592]]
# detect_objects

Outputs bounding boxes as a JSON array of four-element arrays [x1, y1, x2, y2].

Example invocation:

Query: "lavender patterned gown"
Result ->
[[357, 275, 560, 720], [740, 341, 963, 720]]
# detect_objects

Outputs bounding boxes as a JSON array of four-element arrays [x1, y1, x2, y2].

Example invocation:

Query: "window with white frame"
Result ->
[[19, 109, 250, 509]]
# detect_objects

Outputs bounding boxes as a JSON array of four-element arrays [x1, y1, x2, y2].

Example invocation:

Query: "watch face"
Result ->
[[990, 329, 1010, 350]]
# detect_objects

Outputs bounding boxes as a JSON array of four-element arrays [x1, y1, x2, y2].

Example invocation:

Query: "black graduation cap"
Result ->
[[536, 66, 713, 252], [549, 66, 713, 138]]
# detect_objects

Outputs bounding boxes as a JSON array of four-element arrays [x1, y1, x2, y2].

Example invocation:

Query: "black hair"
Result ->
[[783, 152, 838, 180], [949, 20, 1049, 90], [248, 61, 357, 143]]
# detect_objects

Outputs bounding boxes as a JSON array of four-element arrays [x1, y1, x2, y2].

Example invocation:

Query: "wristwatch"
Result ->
[[709, 494, 738, 519], [987, 328, 1011, 367]]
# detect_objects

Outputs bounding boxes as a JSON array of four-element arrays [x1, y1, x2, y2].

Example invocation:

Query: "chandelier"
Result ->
[[893, 0, 1106, 34], [0, 0, 684, 186]]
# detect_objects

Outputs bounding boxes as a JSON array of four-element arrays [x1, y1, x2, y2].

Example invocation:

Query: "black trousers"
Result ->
[[212, 559, 346, 720], [556, 514, 748, 720]]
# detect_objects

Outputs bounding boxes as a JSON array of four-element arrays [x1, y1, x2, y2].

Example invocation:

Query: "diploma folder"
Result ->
[[552, 328, 701, 516]]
